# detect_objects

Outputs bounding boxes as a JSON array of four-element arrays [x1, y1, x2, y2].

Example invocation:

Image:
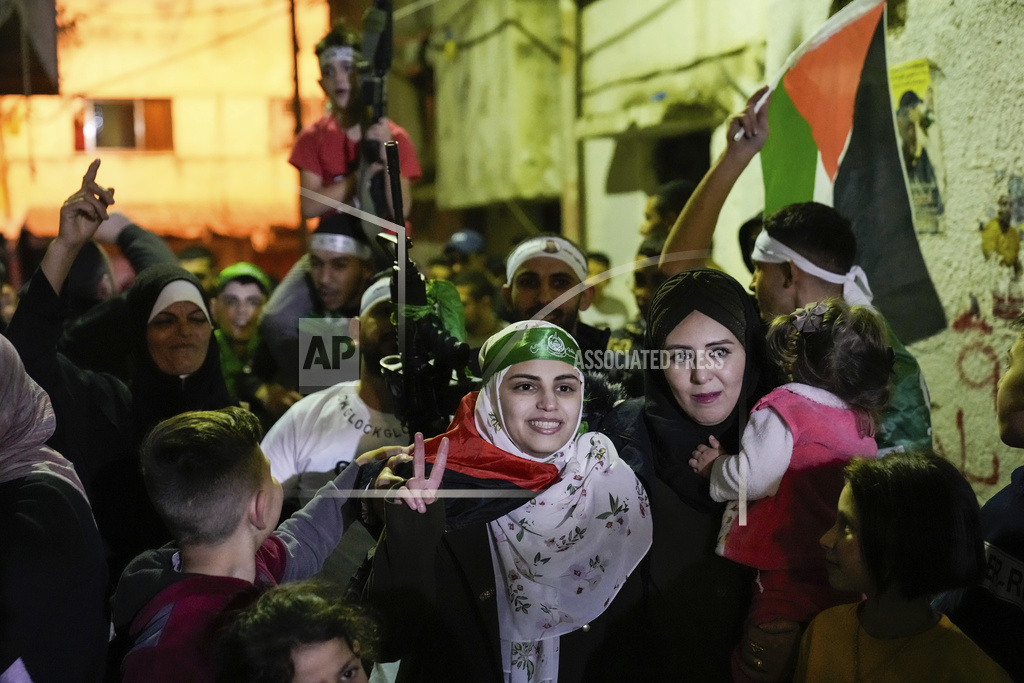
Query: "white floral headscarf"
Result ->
[[475, 322, 653, 683]]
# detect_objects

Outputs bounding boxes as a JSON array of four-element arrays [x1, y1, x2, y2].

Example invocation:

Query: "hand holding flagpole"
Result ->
[[732, 85, 774, 141]]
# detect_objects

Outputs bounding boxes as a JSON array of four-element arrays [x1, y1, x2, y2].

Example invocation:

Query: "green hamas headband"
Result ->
[[479, 323, 583, 384]]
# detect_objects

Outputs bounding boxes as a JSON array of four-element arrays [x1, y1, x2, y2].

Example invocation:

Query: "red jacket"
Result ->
[[722, 387, 876, 570], [119, 536, 288, 683]]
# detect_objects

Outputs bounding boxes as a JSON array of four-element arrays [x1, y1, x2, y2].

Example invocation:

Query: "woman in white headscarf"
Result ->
[[0, 334, 109, 682], [6, 161, 235, 578], [366, 321, 652, 683]]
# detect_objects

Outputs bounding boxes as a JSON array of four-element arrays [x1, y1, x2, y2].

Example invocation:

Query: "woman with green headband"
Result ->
[[365, 320, 653, 683]]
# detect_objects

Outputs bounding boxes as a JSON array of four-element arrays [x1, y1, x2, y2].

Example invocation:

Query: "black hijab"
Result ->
[[87, 265, 235, 575], [643, 269, 775, 510], [126, 264, 235, 441]]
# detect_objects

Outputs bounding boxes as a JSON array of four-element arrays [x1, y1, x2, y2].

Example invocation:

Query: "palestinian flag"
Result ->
[[760, 0, 946, 343]]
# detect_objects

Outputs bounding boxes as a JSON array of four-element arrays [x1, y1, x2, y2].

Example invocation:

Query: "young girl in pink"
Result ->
[[690, 298, 893, 682]]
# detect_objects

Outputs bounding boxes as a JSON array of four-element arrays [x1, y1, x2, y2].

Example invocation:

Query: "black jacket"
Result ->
[[365, 499, 646, 683], [599, 398, 754, 682], [6, 265, 233, 577], [0, 473, 109, 683], [573, 320, 611, 357], [60, 223, 177, 379]]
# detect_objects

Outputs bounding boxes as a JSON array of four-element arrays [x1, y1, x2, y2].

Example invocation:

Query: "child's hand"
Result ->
[[371, 451, 413, 492], [358, 443, 413, 468], [367, 444, 414, 497], [740, 618, 803, 681], [365, 445, 414, 528], [689, 435, 723, 478]]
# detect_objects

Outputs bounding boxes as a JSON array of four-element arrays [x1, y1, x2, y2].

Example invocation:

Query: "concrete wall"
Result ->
[[433, 0, 563, 208], [0, 0, 330, 246], [579, 0, 767, 323], [887, 0, 1024, 500]]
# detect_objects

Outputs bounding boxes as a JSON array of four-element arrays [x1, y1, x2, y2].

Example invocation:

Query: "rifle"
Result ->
[[379, 142, 477, 438], [357, 0, 393, 240]]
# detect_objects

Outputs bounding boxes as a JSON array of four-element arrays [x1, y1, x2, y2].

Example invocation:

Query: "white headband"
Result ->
[[309, 233, 373, 261], [752, 231, 873, 306], [359, 277, 391, 316], [505, 237, 588, 284], [319, 46, 355, 71], [148, 280, 210, 323]]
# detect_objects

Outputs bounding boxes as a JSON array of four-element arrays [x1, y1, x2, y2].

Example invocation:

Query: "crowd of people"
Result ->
[[2, 20, 1022, 683]]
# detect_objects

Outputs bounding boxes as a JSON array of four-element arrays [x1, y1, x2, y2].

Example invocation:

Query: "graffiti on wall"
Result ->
[[940, 302, 1006, 491]]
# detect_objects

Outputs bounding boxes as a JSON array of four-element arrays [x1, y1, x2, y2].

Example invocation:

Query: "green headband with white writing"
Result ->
[[479, 322, 583, 385]]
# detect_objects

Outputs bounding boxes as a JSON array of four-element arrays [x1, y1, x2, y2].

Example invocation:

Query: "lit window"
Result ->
[[75, 99, 173, 151]]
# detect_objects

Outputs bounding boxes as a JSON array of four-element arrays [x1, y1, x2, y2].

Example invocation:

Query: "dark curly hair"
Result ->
[[766, 297, 892, 435], [217, 581, 380, 683]]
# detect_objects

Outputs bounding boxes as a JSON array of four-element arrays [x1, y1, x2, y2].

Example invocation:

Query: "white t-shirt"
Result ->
[[262, 380, 409, 504]]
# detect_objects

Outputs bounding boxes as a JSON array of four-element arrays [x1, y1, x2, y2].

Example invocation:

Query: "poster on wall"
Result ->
[[979, 174, 1024, 320], [889, 58, 946, 234]]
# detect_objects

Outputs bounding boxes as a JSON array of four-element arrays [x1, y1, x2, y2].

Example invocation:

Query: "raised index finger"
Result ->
[[82, 158, 101, 187]]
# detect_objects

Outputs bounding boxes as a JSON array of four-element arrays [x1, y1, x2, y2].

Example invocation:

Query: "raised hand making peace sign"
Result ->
[[395, 432, 449, 514]]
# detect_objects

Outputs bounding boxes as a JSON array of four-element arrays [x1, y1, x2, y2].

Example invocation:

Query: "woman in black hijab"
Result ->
[[125, 263, 234, 435], [6, 161, 234, 578], [597, 269, 777, 681]]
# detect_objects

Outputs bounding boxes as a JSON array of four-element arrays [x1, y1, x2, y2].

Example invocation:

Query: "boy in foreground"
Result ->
[[111, 407, 401, 682]]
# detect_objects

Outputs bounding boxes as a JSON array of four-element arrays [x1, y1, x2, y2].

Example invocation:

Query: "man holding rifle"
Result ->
[[290, 20, 421, 224]]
